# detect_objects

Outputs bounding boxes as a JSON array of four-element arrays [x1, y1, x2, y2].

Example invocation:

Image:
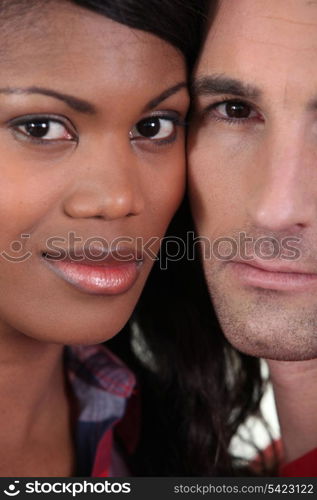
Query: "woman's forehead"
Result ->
[[0, 2, 183, 83]]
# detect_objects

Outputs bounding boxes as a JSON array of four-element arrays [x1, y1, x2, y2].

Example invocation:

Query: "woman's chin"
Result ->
[[16, 311, 133, 347]]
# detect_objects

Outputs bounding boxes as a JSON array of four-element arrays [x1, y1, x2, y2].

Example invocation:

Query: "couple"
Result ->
[[1, 0, 316, 477]]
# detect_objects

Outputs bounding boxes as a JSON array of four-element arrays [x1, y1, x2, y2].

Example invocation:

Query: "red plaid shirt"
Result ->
[[66, 344, 138, 477]]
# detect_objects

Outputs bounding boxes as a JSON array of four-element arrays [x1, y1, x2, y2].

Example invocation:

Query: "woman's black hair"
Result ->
[[67, 0, 269, 477]]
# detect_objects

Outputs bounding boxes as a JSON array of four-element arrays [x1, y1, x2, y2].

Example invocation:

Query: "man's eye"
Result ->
[[130, 117, 176, 142], [11, 117, 76, 142], [212, 101, 259, 121]]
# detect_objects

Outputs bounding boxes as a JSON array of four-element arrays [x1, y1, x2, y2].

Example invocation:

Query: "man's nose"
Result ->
[[247, 129, 316, 233], [63, 139, 145, 221]]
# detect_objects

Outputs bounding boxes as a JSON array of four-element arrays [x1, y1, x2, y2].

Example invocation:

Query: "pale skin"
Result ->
[[189, 0, 317, 464], [0, 2, 188, 475]]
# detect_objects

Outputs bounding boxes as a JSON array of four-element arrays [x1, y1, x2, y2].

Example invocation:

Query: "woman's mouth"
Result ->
[[41, 247, 143, 296]]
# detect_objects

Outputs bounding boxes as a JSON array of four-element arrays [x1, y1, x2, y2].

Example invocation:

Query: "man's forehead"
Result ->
[[210, 0, 317, 23], [202, 0, 317, 54]]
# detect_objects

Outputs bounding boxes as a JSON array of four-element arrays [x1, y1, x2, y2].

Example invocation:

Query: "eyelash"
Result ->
[[9, 114, 78, 145], [130, 113, 187, 146], [205, 98, 263, 126], [8, 113, 187, 147]]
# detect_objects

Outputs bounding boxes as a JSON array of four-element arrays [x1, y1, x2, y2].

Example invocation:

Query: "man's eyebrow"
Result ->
[[144, 82, 187, 111], [0, 86, 96, 114], [191, 75, 261, 99]]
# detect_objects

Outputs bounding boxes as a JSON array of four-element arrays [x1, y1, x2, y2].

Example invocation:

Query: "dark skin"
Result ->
[[0, 2, 188, 476]]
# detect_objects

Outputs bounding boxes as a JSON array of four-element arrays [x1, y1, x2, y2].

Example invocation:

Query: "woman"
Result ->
[[0, 0, 209, 476]]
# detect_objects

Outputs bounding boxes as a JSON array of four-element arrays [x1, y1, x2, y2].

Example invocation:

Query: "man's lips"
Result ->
[[228, 259, 317, 292], [41, 245, 143, 296]]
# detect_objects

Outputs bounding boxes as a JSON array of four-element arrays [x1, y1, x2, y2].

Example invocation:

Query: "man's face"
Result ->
[[189, 0, 317, 361]]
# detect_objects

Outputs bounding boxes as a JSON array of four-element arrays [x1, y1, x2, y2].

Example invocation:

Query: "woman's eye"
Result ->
[[11, 118, 76, 142], [130, 117, 176, 142], [212, 101, 259, 121]]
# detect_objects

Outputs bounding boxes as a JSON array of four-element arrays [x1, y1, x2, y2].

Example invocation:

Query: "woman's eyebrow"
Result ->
[[0, 86, 96, 114], [144, 82, 187, 111], [0, 82, 187, 114]]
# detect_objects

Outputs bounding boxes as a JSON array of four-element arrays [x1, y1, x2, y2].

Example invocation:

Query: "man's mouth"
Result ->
[[227, 259, 317, 292]]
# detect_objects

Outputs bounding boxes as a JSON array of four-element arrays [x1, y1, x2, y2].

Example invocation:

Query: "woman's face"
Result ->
[[0, 2, 188, 344]]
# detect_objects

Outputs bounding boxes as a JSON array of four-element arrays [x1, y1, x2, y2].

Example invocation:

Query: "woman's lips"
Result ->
[[42, 253, 142, 296], [228, 261, 317, 292]]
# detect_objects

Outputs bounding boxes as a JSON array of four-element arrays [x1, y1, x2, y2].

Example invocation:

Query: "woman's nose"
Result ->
[[63, 140, 145, 221]]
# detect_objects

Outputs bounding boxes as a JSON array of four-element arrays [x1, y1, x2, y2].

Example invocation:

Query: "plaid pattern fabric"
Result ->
[[65, 344, 136, 477]]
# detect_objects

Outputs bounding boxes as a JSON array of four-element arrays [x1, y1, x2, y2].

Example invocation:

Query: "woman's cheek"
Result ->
[[146, 143, 186, 232]]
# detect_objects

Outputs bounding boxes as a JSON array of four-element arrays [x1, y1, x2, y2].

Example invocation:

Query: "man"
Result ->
[[189, 0, 317, 475]]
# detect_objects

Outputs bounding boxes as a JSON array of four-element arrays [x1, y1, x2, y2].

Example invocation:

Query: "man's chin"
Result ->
[[226, 337, 317, 362], [210, 288, 317, 362]]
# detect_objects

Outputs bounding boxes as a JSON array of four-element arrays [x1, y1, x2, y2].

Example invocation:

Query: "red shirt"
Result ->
[[280, 448, 317, 477]]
